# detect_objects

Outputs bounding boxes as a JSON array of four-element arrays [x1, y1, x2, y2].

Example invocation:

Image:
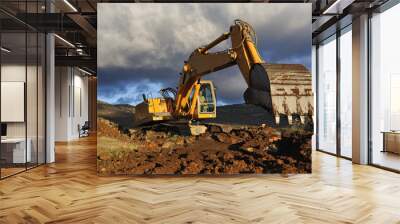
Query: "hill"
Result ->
[[97, 101, 136, 130], [97, 100, 275, 130]]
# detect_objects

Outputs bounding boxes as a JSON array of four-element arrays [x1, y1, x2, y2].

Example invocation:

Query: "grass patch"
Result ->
[[97, 136, 138, 159]]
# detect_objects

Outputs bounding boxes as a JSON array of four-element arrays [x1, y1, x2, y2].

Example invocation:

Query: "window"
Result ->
[[317, 35, 337, 154], [199, 83, 215, 113], [370, 3, 400, 171], [339, 27, 352, 158], [0, 2, 47, 179]]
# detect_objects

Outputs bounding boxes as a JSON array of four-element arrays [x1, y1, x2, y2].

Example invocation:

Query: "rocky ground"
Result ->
[[97, 118, 312, 175]]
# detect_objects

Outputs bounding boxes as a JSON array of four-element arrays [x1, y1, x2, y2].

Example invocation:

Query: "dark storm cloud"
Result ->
[[98, 67, 178, 105], [98, 3, 311, 105]]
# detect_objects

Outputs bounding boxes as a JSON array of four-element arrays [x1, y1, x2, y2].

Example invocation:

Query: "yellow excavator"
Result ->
[[134, 19, 313, 129]]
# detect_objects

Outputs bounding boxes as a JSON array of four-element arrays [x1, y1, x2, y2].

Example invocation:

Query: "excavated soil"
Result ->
[[97, 118, 312, 175]]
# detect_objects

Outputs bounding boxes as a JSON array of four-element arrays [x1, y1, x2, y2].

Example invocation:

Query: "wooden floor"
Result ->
[[1, 136, 400, 224], [373, 150, 400, 171], [0, 167, 26, 178]]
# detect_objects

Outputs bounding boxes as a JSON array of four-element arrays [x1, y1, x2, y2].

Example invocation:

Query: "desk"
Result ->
[[382, 131, 400, 154], [1, 138, 31, 163]]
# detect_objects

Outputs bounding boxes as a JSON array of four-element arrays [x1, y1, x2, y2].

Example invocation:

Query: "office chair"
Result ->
[[79, 121, 90, 138]]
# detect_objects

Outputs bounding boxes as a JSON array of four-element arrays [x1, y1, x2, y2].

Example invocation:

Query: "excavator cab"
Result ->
[[196, 81, 216, 119]]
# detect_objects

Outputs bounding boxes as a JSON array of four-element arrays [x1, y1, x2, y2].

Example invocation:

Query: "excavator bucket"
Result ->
[[243, 64, 273, 111], [244, 63, 313, 129]]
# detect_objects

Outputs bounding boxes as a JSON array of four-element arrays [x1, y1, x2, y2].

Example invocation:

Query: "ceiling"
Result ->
[[0, 0, 393, 74]]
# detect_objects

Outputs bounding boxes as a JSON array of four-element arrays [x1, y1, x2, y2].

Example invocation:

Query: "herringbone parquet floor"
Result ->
[[1, 135, 400, 224]]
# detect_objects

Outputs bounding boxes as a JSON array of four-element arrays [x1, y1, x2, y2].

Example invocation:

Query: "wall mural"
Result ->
[[97, 3, 313, 175]]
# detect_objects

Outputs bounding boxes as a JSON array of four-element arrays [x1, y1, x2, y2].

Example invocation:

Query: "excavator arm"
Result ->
[[174, 19, 313, 126], [134, 19, 313, 127]]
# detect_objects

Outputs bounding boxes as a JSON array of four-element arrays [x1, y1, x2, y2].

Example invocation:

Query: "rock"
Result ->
[[213, 133, 242, 144], [168, 149, 176, 155], [241, 140, 260, 149], [254, 167, 263, 174], [299, 142, 312, 162], [189, 125, 207, 136], [175, 136, 185, 146], [234, 160, 248, 172], [98, 152, 111, 161], [145, 130, 167, 140], [208, 125, 223, 133], [266, 144, 278, 154], [269, 136, 281, 143], [282, 164, 298, 174], [232, 130, 252, 139], [161, 141, 174, 149], [184, 136, 196, 144], [284, 157, 297, 164], [239, 147, 254, 153], [182, 161, 203, 174], [145, 130, 157, 140], [223, 152, 234, 161], [146, 142, 159, 151], [213, 133, 229, 143]]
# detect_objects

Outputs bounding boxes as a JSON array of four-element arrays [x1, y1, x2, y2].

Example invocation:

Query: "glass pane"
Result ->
[[340, 28, 352, 158], [371, 4, 400, 171], [199, 84, 213, 103], [1, 30, 27, 177], [317, 36, 337, 154], [199, 83, 215, 113], [27, 31, 38, 169]]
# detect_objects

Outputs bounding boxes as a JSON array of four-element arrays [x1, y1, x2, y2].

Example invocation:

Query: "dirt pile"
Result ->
[[97, 119, 312, 175], [98, 118, 131, 141]]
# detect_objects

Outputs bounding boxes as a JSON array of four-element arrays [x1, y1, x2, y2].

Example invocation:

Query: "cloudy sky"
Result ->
[[98, 3, 311, 106]]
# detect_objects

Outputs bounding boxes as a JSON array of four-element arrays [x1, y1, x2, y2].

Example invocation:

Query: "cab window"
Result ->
[[199, 83, 215, 113]]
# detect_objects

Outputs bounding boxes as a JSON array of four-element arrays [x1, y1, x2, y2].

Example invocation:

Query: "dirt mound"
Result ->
[[98, 118, 131, 141], [97, 119, 312, 175]]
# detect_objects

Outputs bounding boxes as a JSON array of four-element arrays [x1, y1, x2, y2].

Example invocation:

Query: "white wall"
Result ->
[[55, 67, 89, 141], [1, 64, 41, 139], [1, 64, 26, 138], [1, 63, 46, 164], [55, 66, 69, 141]]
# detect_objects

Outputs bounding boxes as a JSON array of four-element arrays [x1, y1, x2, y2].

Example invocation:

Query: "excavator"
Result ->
[[134, 19, 313, 132]]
